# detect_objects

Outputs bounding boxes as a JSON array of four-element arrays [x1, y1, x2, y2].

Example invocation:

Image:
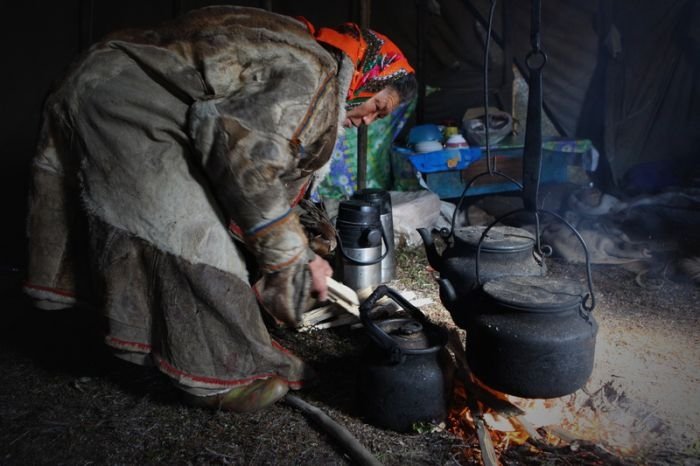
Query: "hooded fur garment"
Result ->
[[25, 6, 353, 392]]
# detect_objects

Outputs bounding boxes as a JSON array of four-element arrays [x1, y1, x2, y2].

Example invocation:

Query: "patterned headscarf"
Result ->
[[299, 18, 415, 108]]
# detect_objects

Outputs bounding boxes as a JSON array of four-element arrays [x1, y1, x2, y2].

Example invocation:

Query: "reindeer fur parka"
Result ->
[[24, 6, 353, 393]]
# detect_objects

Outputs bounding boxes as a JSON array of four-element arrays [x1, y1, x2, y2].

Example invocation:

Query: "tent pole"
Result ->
[[416, 0, 427, 124], [357, 0, 371, 191]]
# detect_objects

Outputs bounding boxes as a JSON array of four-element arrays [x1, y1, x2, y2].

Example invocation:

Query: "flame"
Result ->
[[448, 378, 650, 462], [505, 389, 643, 456]]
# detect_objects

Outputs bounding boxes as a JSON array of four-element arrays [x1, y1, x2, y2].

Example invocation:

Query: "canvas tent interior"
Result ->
[[1, 0, 699, 268]]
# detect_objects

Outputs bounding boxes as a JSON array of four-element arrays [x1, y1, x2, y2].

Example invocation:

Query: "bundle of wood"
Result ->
[[299, 278, 433, 332]]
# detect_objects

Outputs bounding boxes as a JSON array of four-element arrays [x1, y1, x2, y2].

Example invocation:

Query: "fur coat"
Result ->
[[24, 6, 352, 392]]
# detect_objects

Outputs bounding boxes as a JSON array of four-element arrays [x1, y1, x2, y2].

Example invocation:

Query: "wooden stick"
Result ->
[[543, 424, 578, 443], [284, 394, 382, 466], [511, 416, 543, 442], [445, 329, 498, 464], [326, 277, 360, 306], [302, 305, 341, 326], [474, 416, 499, 466], [299, 314, 359, 332]]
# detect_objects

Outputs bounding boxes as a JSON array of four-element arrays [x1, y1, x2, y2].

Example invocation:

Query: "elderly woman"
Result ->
[[24, 6, 416, 412]]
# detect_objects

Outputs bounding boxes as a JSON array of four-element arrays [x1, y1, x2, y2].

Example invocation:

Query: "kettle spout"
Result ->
[[417, 228, 442, 272]]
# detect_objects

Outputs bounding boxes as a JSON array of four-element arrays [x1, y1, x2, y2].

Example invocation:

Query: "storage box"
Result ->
[[391, 139, 596, 199], [393, 146, 482, 173]]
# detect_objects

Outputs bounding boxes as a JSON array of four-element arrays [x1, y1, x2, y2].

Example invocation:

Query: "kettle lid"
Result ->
[[454, 226, 535, 253], [483, 275, 584, 312], [376, 318, 432, 350]]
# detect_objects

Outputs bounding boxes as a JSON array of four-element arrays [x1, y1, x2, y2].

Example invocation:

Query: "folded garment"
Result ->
[[543, 223, 652, 265]]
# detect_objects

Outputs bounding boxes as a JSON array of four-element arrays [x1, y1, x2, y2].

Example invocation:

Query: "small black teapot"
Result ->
[[357, 286, 450, 432]]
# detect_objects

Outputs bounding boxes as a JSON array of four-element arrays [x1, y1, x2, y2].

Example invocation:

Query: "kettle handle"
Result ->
[[360, 285, 431, 364]]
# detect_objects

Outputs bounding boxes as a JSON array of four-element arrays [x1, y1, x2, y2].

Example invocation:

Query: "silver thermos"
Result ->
[[336, 200, 384, 290], [352, 189, 396, 282]]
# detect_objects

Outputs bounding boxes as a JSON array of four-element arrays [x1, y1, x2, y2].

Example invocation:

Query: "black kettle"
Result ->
[[462, 275, 598, 398], [357, 286, 450, 432], [418, 225, 545, 328], [438, 217, 598, 399]]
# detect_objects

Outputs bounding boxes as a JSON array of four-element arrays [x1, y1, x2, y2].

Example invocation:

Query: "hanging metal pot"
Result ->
[[465, 275, 597, 398], [418, 225, 545, 328], [439, 212, 598, 399], [357, 285, 450, 432]]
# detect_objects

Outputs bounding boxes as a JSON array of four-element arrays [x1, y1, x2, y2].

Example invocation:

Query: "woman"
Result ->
[[24, 6, 416, 411]]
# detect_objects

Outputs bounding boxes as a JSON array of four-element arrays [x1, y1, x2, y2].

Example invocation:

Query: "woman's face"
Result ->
[[343, 88, 400, 128]]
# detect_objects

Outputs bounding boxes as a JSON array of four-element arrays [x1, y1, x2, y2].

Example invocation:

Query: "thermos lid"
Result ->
[[454, 225, 535, 253], [337, 199, 380, 224], [483, 276, 585, 312], [352, 189, 392, 214]]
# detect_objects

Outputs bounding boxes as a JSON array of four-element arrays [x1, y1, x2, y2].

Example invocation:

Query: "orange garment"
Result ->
[[299, 18, 414, 107]]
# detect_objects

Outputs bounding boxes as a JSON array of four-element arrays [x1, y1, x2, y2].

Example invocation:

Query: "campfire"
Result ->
[[444, 329, 663, 465]]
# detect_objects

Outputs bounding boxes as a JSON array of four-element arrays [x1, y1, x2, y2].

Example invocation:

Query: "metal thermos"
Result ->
[[352, 189, 395, 282], [335, 200, 383, 290]]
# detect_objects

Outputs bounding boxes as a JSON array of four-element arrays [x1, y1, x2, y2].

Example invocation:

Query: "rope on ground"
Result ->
[[283, 394, 383, 466]]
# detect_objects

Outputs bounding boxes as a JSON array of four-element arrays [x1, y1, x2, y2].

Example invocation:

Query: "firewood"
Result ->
[[298, 314, 359, 332], [301, 304, 342, 326], [475, 416, 499, 466], [326, 277, 360, 306], [511, 416, 543, 442]]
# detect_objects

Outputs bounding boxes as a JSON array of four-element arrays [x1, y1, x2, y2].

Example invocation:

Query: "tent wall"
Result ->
[[0, 0, 510, 267], [592, 0, 700, 186], [1, 0, 698, 266]]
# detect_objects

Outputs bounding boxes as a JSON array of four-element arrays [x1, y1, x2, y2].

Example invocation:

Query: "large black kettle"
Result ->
[[456, 275, 598, 398], [357, 286, 450, 432], [418, 225, 545, 328], [437, 218, 598, 399]]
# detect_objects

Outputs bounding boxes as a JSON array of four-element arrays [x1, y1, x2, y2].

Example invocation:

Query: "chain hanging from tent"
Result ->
[[447, 0, 522, 238]]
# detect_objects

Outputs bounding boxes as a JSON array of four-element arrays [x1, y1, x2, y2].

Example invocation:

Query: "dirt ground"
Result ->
[[1, 242, 700, 464]]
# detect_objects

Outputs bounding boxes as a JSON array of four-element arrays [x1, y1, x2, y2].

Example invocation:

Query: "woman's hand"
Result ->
[[308, 254, 333, 302]]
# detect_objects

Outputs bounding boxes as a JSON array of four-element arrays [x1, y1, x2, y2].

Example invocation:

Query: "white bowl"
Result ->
[[446, 134, 467, 145], [414, 140, 444, 153]]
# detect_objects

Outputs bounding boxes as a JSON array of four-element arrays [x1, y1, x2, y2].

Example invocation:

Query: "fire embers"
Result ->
[[446, 346, 667, 465], [448, 381, 632, 464]]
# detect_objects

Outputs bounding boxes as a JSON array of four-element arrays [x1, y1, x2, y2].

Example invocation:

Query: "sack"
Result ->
[[462, 107, 513, 146]]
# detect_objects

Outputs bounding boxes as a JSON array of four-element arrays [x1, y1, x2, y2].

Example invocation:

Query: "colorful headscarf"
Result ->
[[299, 18, 415, 108]]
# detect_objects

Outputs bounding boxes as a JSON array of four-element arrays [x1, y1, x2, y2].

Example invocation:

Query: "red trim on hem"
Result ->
[[105, 337, 308, 389], [271, 339, 294, 356], [155, 356, 277, 387], [23, 282, 76, 298], [105, 335, 152, 351]]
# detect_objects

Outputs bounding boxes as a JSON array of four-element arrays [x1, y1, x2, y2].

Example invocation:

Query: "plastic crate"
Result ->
[[391, 139, 595, 199], [393, 146, 482, 173]]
